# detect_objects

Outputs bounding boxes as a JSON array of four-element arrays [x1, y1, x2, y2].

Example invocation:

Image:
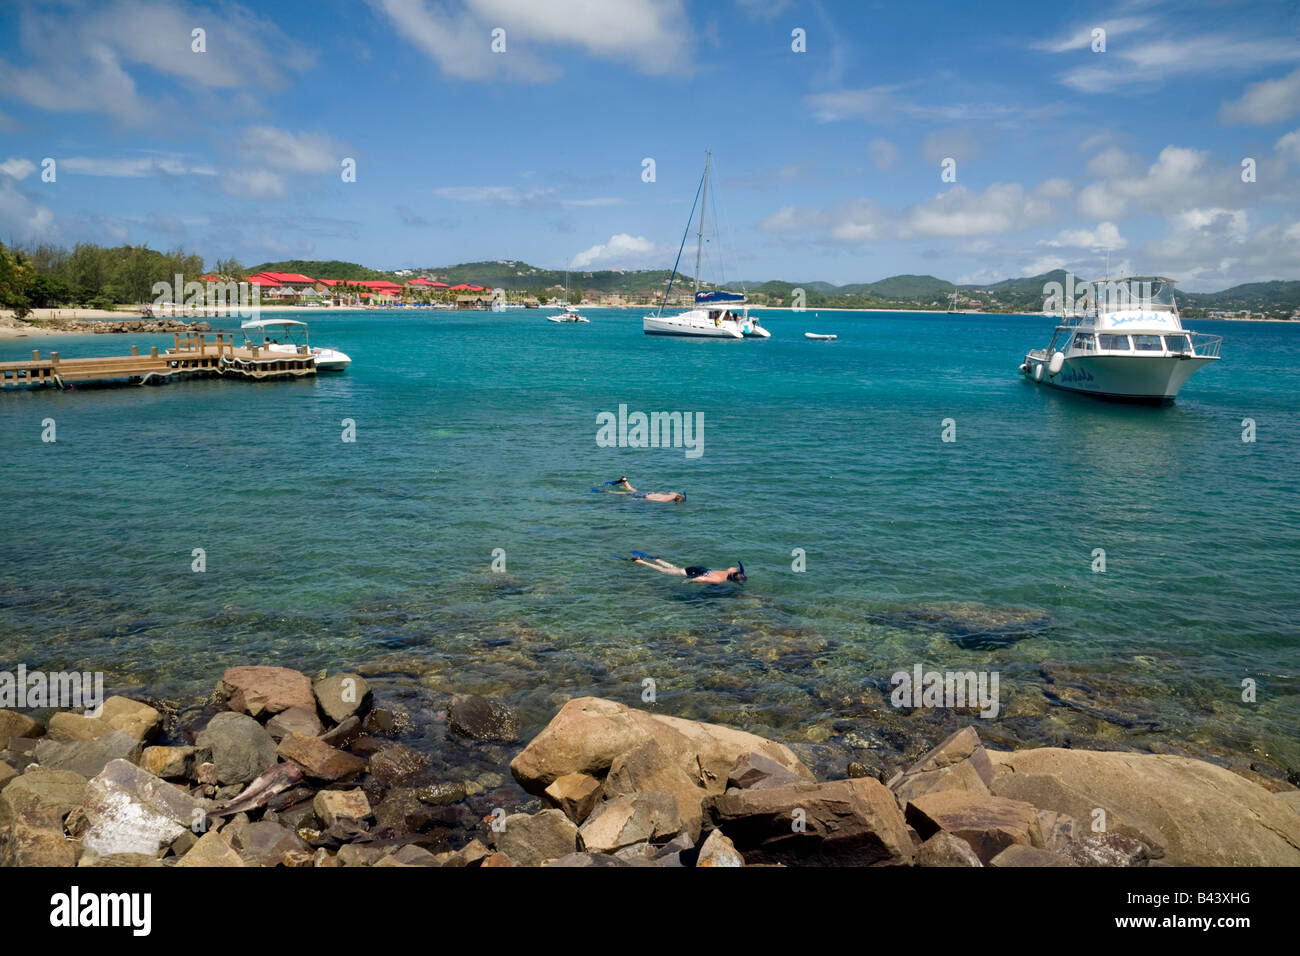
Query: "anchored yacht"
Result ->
[[1020, 277, 1220, 404], [643, 153, 768, 340]]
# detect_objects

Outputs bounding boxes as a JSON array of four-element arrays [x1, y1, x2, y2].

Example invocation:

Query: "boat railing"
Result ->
[[1186, 332, 1223, 358]]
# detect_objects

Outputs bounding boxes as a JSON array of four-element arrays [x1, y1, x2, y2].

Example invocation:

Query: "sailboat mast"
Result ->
[[694, 152, 710, 296]]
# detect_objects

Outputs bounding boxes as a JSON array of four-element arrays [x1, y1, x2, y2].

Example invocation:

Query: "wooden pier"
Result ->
[[0, 333, 318, 389]]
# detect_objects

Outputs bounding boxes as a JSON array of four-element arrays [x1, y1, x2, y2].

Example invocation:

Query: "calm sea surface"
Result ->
[[2, 309, 1297, 777]]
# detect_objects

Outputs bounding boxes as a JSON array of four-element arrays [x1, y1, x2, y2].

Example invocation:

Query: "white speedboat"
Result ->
[[805, 332, 837, 341], [547, 307, 588, 323], [241, 318, 352, 371], [1020, 277, 1220, 404], [643, 153, 767, 340]]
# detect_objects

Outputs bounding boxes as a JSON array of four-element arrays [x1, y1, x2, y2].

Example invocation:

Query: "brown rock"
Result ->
[[313, 674, 372, 725], [495, 809, 579, 866], [707, 777, 915, 866], [278, 733, 366, 781], [728, 752, 808, 791], [220, 666, 315, 717], [313, 788, 372, 828], [510, 697, 812, 797], [887, 726, 995, 804], [543, 772, 602, 824], [47, 697, 161, 744], [917, 830, 983, 867], [988, 747, 1300, 866], [265, 707, 324, 741], [0, 767, 89, 827], [480, 852, 516, 867], [602, 738, 708, 840], [696, 828, 744, 867], [0, 819, 77, 866], [579, 792, 681, 853], [905, 790, 1043, 864], [0, 761, 16, 791], [0, 710, 44, 748], [368, 743, 426, 784], [139, 745, 204, 780], [176, 829, 245, 867], [988, 844, 1075, 867]]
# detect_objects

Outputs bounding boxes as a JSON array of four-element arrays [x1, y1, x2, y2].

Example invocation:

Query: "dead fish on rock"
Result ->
[[213, 762, 306, 817]]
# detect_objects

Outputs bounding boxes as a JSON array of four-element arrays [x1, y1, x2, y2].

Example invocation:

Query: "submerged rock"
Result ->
[[448, 694, 520, 742], [871, 602, 1050, 650]]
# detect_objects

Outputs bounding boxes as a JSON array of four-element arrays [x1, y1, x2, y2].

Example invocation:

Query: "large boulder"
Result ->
[[511, 697, 813, 837], [81, 759, 206, 857], [0, 767, 88, 827], [988, 748, 1300, 866], [888, 726, 995, 804], [313, 674, 372, 725], [905, 790, 1043, 864], [195, 712, 278, 786], [494, 809, 579, 866], [579, 792, 681, 853], [34, 730, 143, 778], [706, 777, 915, 866], [47, 697, 161, 744], [220, 666, 315, 718], [0, 710, 44, 748]]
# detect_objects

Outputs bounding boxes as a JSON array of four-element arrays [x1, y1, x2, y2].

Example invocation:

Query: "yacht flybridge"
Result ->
[[643, 153, 769, 340], [1020, 277, 1220, 404]]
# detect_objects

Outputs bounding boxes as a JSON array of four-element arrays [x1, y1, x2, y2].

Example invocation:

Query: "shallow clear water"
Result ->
[[2, 309, 1297, 775]]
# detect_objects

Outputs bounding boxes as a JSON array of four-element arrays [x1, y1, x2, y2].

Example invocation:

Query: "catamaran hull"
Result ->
[[642, 313, 743, 338], [1022, 354, 1215, 403]]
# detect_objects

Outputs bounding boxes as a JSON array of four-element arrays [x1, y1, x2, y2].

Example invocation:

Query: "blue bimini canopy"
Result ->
[[695, 290, 746, 304]]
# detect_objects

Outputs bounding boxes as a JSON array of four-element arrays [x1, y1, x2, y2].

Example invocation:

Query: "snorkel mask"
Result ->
[[728, 561, 746, 583]]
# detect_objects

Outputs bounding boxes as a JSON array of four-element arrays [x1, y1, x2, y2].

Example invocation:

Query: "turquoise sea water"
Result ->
[[2, 309, 1297, 777]]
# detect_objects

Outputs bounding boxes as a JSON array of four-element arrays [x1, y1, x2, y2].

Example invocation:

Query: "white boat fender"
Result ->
[[1034, 364, 1043, 381], [1048, 351, 1065, 376]]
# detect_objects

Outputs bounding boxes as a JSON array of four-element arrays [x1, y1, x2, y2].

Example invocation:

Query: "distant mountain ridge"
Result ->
[[248, 258, 1300, 315]]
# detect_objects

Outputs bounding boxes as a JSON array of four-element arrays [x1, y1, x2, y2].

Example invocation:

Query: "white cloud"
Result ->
[[0, 157, 36, 180], [0, 0, 314, 125], [1052, 33, 1300, 95], [221, 168, 286, 200], [0, 178, 55, 239], [60, 156, 216, 177], [1277, 129, 1300, 162], [433, 185, 556, 204], [1031, 17, 1153, 54], [238, 127, 341, 173], [570, 233, 657, 269], [761, 180, 1066, 244], [369, 0, 690, 81], [1043, 221, 1126, 250], [1219, 67, 1300, 125], [867, 138, 898, 172], [1076, 146, 1250, 220]]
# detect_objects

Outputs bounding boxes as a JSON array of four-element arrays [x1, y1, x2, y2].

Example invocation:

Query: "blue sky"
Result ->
[[1, 0, 1298, 290]]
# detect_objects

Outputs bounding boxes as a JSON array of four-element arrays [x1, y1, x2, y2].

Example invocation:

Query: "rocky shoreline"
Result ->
[[1, 314, 210, 337], [1, 665, 1298, 867]]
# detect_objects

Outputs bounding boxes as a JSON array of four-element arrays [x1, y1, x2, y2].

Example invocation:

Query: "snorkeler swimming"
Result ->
[[596, 477, 685, 503], [623, 551, 746, 584]]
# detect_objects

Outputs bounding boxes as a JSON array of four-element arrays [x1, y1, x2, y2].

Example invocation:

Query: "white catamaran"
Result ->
[[643, 153, 769, 339]]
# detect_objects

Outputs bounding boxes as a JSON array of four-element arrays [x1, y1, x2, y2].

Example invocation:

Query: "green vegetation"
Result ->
[[247, 259, 388, 281], [3, 245, 1297, 319]]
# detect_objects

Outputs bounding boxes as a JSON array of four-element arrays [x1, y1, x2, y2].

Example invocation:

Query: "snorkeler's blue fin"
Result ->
[[630, 550, 658, 561]]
